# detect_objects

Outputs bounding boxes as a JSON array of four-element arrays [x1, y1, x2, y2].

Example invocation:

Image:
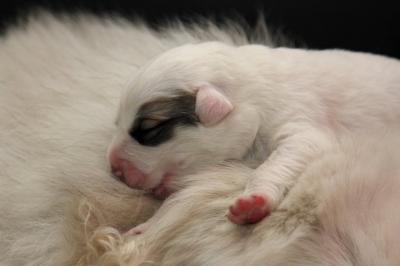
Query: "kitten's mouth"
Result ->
[[149, 174, 174, 200]]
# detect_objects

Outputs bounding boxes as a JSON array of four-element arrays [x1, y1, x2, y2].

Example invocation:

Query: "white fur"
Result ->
[[111, 29, 400, 215], [2, 12, 400, 266], [87, 131, 400, 265], [0, 13, 273, 265]]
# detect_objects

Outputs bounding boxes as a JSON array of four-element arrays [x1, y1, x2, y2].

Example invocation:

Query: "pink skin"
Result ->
[[151, 174, 173, 199], [111, 159, 147, 189], [227, 193, 271, 225], [109, 148, 174, 199]]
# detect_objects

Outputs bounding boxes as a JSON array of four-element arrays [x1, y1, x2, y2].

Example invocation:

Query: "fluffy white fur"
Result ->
[[1, 12, 400, 266], [110, 27, 400, 225], [91, 131, 400, 265], [0, 13, 273, 265]]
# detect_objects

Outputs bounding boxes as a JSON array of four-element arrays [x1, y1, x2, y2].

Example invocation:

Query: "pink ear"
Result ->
[[195, 84, 233, 126]]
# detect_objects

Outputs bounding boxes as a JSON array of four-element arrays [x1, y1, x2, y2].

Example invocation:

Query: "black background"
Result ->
[[0, 0, 399, 58]]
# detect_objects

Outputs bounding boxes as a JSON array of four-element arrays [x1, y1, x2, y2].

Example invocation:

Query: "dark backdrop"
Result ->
[[0, 0, 399, 58]]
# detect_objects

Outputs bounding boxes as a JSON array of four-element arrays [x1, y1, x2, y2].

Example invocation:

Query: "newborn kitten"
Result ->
[[108, 41, 400, 225]]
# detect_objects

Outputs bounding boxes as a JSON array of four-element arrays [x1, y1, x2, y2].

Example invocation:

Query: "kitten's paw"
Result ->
[[227, 193, 271, 225]]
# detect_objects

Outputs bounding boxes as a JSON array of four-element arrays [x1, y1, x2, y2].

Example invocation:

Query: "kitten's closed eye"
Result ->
[[130, 118, 175, 146], [140, 118, 163, 130], [130, 92, 199, 146]]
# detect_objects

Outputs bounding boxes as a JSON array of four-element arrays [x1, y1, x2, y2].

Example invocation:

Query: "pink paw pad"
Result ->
[[228, 193, 271, 225]]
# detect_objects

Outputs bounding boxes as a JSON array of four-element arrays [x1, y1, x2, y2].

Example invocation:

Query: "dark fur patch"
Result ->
[[129, 91, 199, 146]]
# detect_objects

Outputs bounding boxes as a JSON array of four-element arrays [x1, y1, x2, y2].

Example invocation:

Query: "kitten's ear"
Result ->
[[194, 83, 233, 127]]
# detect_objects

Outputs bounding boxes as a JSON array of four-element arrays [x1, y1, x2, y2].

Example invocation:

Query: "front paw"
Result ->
[[227, 193, 271, 225]]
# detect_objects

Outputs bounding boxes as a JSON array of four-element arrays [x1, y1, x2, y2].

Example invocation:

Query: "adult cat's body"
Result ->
[[0, 13, 273, 265], [1, 12, 400, 266]]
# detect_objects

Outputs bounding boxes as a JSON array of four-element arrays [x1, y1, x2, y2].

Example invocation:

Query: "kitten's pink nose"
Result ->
[[109, 151, 147, 189]]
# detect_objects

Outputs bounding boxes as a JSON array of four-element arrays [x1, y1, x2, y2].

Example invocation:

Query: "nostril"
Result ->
[[114, 171, 122, 177], [110, 156, 124, 180], [111, 166, 123, 178]]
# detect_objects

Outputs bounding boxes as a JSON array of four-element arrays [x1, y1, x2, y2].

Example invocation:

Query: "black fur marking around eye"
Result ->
[[129, 91, 199, 146]]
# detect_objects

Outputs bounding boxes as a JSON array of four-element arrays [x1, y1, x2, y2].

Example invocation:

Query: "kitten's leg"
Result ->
[[228, 127, 331, 225]]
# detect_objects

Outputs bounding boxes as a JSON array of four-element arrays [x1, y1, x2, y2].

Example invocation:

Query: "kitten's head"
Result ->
[[108, 42, 261, 198]]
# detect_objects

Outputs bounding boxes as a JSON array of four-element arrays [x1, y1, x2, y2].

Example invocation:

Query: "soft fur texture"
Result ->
[[1, 12, 400, 266], [0, 13, 274, 265], [92, 131, 400, 266], [108, 28, 400, 225]]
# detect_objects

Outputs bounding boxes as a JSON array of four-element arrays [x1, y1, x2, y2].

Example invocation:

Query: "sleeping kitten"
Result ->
[[108, 41, 400, 225]]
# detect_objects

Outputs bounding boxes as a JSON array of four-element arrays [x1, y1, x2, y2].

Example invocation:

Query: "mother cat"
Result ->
[[1, 12, 400, 266]]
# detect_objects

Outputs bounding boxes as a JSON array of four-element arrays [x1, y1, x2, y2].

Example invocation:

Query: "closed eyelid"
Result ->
[[129, 91, 199, 146], [140, 118, 163, 130]]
